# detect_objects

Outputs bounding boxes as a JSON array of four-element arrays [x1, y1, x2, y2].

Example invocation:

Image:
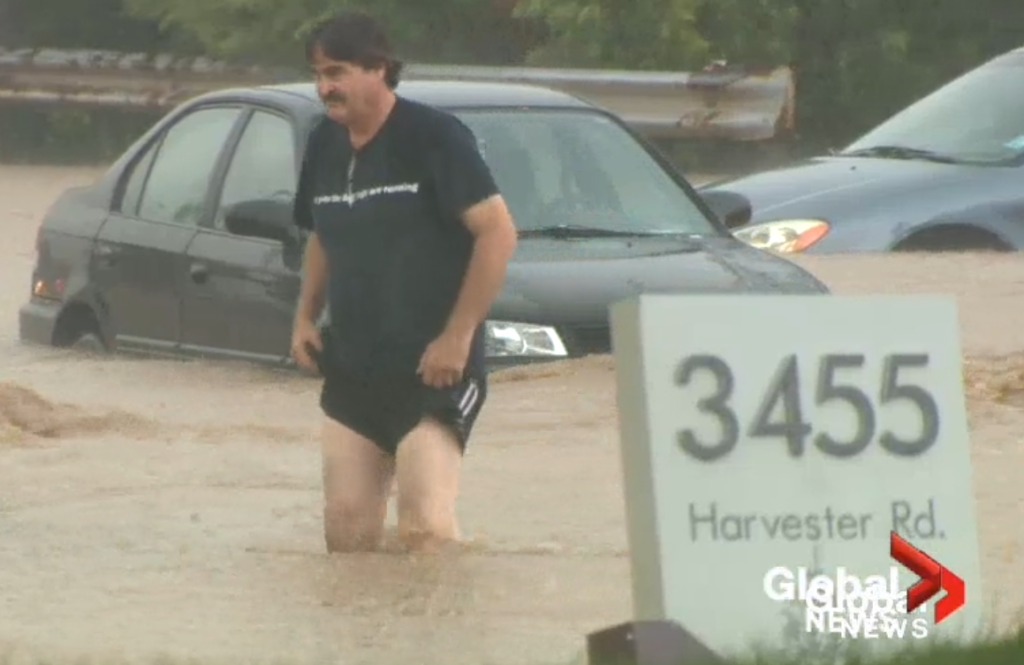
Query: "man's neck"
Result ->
[[348, 92, 397, 150]]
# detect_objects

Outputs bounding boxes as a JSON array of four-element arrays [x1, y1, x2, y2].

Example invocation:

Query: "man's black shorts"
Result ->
[[318, 362, 487, 457]]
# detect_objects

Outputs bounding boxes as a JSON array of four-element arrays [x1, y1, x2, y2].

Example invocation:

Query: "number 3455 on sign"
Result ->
[[675, 351, 940, 462], [609, 294, 972, 472]]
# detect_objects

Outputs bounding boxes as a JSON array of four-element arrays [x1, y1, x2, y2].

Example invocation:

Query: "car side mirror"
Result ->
[[224, 199, 296, 244], [700, 190, 752, 230]]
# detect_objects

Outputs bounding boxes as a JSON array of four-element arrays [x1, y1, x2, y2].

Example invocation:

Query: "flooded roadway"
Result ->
[[1, 165, 1023, 664]]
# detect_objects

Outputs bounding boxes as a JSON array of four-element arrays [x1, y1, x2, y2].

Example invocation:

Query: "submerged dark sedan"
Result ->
[[704, 46, 1024, 254], [19, 78, 828, 367]]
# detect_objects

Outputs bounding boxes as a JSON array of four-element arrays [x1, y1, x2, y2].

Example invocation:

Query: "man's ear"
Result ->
[[370, 61, 389, 83]]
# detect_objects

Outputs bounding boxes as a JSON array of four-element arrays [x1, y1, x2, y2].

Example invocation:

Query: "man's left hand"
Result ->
[[418, 329, 473, 388]]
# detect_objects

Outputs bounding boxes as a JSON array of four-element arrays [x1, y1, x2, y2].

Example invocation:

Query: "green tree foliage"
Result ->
[[119, 0, 532, 66], [35, 0, 1020, 148], [516, 0, 1024, 147], [2, 0, 185, 51], [512, 0, 712, 69], [119, 0, 329, 65], [2, 0, 1023, 163]]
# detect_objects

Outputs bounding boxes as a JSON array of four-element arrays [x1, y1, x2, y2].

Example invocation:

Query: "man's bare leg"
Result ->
[[394, 417, 463, 552], [321, 417, 395, 553]]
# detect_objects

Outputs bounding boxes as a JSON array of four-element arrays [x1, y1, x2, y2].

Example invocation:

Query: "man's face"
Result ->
[[310, 46, 386, 125]]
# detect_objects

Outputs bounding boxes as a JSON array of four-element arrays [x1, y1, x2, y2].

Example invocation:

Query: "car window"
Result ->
[[842, 55, 1024, 164], [214, 110, 298, 232], [476, 120, 564, 213], [457, 109, 718, 235], [132, 106, 243, 226], [119, 142, 158, 216]]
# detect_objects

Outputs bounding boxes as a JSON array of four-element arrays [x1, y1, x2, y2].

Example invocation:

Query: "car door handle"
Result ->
[[190, 262, 209, 284]]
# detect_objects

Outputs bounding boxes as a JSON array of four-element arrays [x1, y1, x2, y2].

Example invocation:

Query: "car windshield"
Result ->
[[455, 109, 720, 235], [840, 53, 1024, 165]]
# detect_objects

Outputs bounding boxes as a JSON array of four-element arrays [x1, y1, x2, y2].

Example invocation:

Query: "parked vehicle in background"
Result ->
[[19, 78, 829, 369], [703, 46, 1024, 254]]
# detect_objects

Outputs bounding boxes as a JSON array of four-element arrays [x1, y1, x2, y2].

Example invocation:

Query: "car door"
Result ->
[[95, 104, 246, 354], [179, 106, 303, 362]]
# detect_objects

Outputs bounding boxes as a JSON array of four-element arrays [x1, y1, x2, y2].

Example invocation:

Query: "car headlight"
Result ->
[[485, 320, 567, 358], [733, 219, 830, 253]]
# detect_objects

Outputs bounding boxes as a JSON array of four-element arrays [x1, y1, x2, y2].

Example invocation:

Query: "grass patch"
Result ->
[[581, 623, 1024, 665], [735, 627, 1024, 665], [1, 631, 1022, 665]]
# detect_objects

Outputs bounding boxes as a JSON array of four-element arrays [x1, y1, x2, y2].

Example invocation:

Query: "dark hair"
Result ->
[[304, 11, 404, 89]]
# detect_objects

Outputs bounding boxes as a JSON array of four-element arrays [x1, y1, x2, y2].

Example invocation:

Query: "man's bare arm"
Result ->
[[295, 232, 329, 326], [443, 194, 518, 339]]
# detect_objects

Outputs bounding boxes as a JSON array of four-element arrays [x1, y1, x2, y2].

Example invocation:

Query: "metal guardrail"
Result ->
[[0, 46, 795, 141]]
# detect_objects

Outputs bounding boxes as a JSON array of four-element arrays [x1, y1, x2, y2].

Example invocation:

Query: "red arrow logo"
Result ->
[[890, 531, 966, 624]]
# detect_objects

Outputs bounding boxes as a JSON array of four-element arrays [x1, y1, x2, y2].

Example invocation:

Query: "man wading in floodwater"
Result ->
[[290, 11, 518, 553]]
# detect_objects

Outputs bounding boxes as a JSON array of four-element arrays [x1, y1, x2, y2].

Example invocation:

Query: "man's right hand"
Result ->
[[291, 318, 323, 372]]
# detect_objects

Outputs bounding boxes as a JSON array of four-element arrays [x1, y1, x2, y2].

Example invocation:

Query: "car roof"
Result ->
[[262, 79, 594, 110]]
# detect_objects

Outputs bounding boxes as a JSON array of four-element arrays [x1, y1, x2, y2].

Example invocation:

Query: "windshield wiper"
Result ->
[[518, 224, 689, 239], [838, 145, 962, 164]]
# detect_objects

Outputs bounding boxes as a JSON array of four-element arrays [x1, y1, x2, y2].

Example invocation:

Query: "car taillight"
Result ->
[[31, 227, 64, 299], [33, 278, 65, 299]]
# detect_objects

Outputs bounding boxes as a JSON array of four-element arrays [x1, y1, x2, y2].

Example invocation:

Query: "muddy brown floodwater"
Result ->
[[1, 164, 1023, 664]]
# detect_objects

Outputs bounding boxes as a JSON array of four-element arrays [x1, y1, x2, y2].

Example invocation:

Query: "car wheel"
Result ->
[[52, 303, 109, 355], [894, 225, 1011, 252], [70, 332, 107, 355]]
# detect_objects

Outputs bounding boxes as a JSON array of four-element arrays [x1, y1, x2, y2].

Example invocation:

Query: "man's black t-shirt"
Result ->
[[293, 96, 499, 381]]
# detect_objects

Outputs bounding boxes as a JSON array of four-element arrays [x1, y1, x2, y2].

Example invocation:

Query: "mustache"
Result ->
[[322, 92, 347, 104]]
